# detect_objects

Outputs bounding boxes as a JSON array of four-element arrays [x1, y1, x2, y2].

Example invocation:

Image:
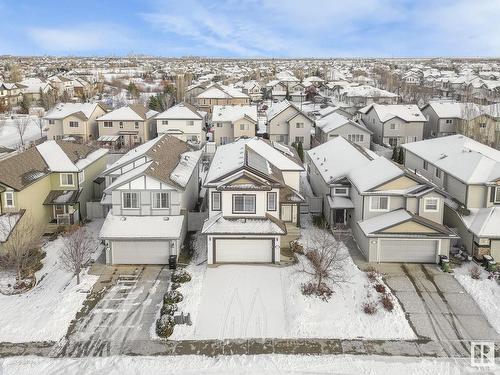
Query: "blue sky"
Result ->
[[0, 0, 499, 57]]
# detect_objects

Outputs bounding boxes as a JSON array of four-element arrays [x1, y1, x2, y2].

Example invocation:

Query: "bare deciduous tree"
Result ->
[[298, 227, 350, 300], [59, 226, 97, 284], [0, 211, 42, 281], [32, 108, 45, 138], [14, 116, 30, 146]]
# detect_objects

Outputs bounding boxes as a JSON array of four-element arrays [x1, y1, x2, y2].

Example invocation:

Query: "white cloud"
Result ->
[[28, 23, 134, 52]]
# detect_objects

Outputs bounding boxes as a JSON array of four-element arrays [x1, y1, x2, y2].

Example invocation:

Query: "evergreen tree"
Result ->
[[297, 141, 304, 161], [19, 94, 31, 114]]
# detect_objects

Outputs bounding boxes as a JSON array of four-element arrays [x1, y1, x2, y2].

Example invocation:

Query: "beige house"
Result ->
[[96, 104, 158, 148], [266, 100, 314, 149], [314, 111, 371, 148], [0, 141, 108, 251], [195, 84, 250, 113], [403, 135, 500, 260], [211, 105, 258, 146], [0, 82, 24, 108], [44, 103, 107, 142], [156, 102, 206, 146]]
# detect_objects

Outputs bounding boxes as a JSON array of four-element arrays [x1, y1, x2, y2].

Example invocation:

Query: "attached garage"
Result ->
[[379, 239, 438, 263], [111, 240, 171, 265], [214, 238, 274, 263]]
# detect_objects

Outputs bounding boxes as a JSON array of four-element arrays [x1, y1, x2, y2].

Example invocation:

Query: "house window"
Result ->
[[233, 194, 256, 213], [152, 192, 169, 209], [369, 196, 389, 211], [295, 136, 304, 143], [122, 192, 139, 209], [134, 122, 139, 129], [389, 123, 399, 130], [60, 173, 74, 186], [333, 187, 348, 196], [211, 191, 221, 211], [48, 119, 55, 125], [103, 121, 113, 128], [69, 121, 78, 127], [119, 122, 123, 129], [78, 171, 85, 183], [296, 122, 304, 128], [267, 192, 277, 211], [435, 168, 441, 179], [162, 120, 168, 125], [216, 123, 223, 127], [423, 160, 428, 170], [187, 120, 194, 126], [494, 187, 500, 203], [240, 124, 246, 130], [4, 191, 14, 207], [479, 122, 486, 129], [388, 137, 398, 147], [424, 197, 439, 212], [445, 119, 452, 124]]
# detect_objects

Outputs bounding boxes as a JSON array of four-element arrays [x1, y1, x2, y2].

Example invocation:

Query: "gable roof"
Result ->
[[44, 103, 104, 120], [97, 104, 155, 121], [359, 104, 426, 123], [156, 102, 203, 120], [348, 157, 404, 192], [266, 99, 310, 122], [316, 112, 371, 134], [212, 105, 257, 123]]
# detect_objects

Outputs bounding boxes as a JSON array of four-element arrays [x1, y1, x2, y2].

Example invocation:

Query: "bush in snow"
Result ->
[[362, 301, 378, 315], [380, 294, 394, 312], [364, 266, 381, 282], [170, 282, 181, 290], [374, 283, 386, 294], [164, 290, 183, 305], [161, 303, 178, 316], [312, 215, 327, 229], [156, 314, 175, 338], [301, 282, 333, 301], [171, 269, 191, 283], [289, 240, 304, 255], [469, 266, 482, 280]]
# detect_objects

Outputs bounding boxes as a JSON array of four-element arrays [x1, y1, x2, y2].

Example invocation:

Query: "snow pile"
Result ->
[[0, 355, 467, 375], [454, 263, 500, 334]]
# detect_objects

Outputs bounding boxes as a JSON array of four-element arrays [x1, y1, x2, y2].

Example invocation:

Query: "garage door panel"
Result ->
[[112, 241, 170, 264], [380, 239, 437, 263], [215, 239, 273, 263]]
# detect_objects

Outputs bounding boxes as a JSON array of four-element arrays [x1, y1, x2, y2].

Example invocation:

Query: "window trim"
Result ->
[[423, 197, 439, 212], [103, 121, 113, 128], [232, 194, 256, 214], [78, 170, 85, 184], [152, 192, 169, 209], [122, 192, 139, 209], [423, 160, 428, 171], [211, 191, 221, 211], [267, 192, 277, 211], [60, 173, 74, 187], [494, 186, 500, 204], [333, 187, 349, 196], [69, 121, 79, 128], [369, 196, 390, 212], [4, 191, 14, 208], [435, 168, 441, 179]]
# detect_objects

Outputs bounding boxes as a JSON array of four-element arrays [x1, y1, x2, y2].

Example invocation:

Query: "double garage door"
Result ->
[[379, 239, 438, 263], [111, 240, 171, 264], [214, 238, 274, 263]]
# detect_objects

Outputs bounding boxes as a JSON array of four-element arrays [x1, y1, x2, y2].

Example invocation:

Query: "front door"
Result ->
[[281, 204, 292, 222], [334, 209, 345, 224]]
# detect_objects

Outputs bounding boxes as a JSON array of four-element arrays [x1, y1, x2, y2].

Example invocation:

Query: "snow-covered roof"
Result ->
[[201, 213, 286, 235], [461, 207, 500, 238], [100, 212, 184, 239], [36, 141, 78, 172], [103, 136, 159, 174], [212, 105, 257, 123], [197, 84, 249, 99], [402, 135, 500, 184], [156, 103, 203, 120], [97, 105, 147, 121], [75, 148, 109, 170], [327, 195, 354, 209], [316, 112, 370, 134], [44, 103, 102, 120], [358, 209, 412, 235], [340, 85, 397, 98], [170, 149, 203, 187], [349, 157, 404, 192], [247, 138, 303, 171], [360, 104, 425, 123], [266, 100, 294, 121]]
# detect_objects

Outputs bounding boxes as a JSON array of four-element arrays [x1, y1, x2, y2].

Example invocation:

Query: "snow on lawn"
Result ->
[[454, 262, 500, 334], [0, 116, 45, 148], [284, 216, 416, 340], [0, 220, 103, 343], [0, 355, 469, 375]]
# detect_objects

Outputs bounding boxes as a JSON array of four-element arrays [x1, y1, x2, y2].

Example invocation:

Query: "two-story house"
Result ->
[[211, 105, 258, 146], [359, 104, 426, 148], [195, 84, 250, 114], [306, 136, 457, 263], [402, 135, 500, 260], [0, 140, 108, 249], [44, 103, 108, 142], [155, 102, 207, 146], [242, 81, 262, 102], [266, 100, 314, 150], [99, 135, 202, 265], [202, 137, 304, 264], [0, 82, 26, 109], [314, 111, 371, 148], [96, 104, 158, 148]]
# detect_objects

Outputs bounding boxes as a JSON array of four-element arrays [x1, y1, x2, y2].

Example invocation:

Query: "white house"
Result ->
[[155, 102, 207, 146], [314, 112, 371, 148], [211, 105, 258, 146], [202, 137, 304, 264], [99, 135, 202, 265]]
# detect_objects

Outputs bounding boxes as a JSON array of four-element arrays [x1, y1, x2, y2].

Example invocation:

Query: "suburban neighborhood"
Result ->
[[0, 1, 500, 374]]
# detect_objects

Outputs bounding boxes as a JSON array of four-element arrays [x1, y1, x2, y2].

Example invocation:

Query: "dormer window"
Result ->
[[333, 187, 349, 196], [424, 197, 439, 212]]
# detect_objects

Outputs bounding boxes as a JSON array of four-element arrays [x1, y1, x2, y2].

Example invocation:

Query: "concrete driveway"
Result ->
[[61, 265, 169, 356], [344, 236, 500, 357], [195, 265, 286, 340]]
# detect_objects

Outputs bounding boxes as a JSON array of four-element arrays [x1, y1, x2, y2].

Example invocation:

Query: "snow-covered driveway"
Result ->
[[195, 265, 286, 339]]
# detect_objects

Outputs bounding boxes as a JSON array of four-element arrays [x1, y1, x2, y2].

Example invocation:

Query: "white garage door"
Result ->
[[112, 240, 170, 264], [215, 239, 273, 263], [379, 239, 438, 263]]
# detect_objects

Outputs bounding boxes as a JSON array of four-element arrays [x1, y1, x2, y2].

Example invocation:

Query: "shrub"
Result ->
[[312, 215, 327, 228], [380, 294, 394, 312], [362, 301, 378, 315], [160, 303, 178, 316], [301, 282, 333, 301], [364, 266, 381, 282], [156, 314, 175, 338], [289, 240, 304, 254], [164, 290, 183, 304], [170, 282, 181, 290], [171, 270, 191, 283], [374, 283, 386, 294], [469, 266, 482, 280]]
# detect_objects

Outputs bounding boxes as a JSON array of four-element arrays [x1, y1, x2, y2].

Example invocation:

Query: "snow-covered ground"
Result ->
[[0, 220, 103, 343], [0, 116, 45, 149], [454, 262, 500, 334], [0, 355, 476, 375], [165, 216, 415, 341]]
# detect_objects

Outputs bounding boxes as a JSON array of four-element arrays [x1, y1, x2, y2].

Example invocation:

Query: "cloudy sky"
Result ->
[[1, 0, 499, 57]]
